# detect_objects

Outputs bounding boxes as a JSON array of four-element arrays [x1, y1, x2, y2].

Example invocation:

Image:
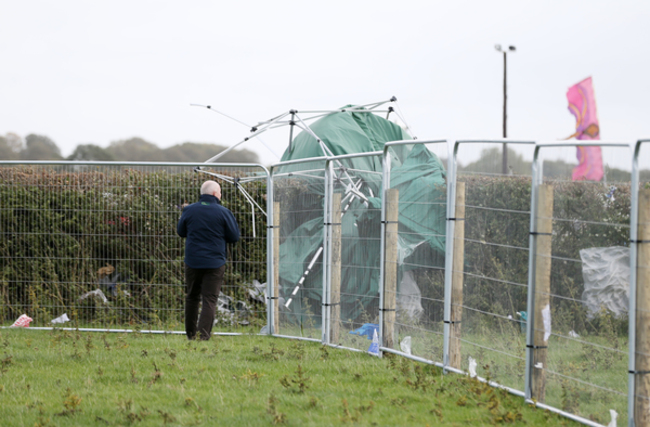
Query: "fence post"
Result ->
[[273, 201, 280, 335], [382, 188, 399, 349], [330, 193, 342, 344], [449, 182, 466, 369], [635, 189, 650, 424], [531, 184, 553, 403]]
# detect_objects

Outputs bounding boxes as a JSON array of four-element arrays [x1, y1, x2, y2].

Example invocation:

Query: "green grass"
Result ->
[[388, 319, 627, 426], [279, 316, 626, 425], [0, 328, 578, 426]]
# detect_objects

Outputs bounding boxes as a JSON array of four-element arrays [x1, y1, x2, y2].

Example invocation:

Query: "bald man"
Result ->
[[177, 180, 240, 340]]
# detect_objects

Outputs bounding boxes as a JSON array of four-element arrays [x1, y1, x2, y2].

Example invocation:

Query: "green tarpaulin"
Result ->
[[276, 109, 446, 321]]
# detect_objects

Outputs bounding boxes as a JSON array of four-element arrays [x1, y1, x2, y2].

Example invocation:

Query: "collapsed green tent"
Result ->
[[276, 108, 447, 322]]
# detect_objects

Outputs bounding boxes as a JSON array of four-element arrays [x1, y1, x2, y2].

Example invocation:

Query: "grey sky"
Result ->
[[2, 1, 649, 168]]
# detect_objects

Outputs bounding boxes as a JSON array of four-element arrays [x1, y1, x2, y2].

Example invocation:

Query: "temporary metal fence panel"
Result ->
[[0, 161, 269, 334], [446, 140, 535, 393], [7, 137, 650, 426], [527, 142, 632, 426], [324, 152, 383, 352], [381, 140, 449, 363], [630, 139, 650, 426], [270, 157, 327, 341]]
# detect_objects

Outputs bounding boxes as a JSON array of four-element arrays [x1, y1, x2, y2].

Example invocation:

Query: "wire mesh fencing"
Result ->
[[324, 152, 383, 352], [271, 158, 327, 341], [5, 137, 650, 426], [527, 143, 631, 426], [0, 161, 268, 333], [631, 139, 650, 425], [381, 141, 448, 362], [449, 141, 535, 393]]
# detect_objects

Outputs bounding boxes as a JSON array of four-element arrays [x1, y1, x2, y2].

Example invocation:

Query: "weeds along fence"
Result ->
[[3, 139, 650, 426], [0, 161, 269, 332]]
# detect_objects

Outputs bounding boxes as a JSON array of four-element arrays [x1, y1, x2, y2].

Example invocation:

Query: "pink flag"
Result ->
[[567, 77, 603, 181]]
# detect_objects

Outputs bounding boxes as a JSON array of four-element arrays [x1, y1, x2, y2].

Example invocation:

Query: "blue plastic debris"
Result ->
[[368, 329, 380, 356], [349, 323, 379, 340]]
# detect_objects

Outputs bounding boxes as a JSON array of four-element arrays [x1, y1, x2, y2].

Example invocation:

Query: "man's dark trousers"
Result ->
[[184, 264, 225, 340]]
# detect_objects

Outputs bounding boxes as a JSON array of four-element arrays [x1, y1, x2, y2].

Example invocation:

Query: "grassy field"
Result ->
[[0, 328, 579, 426], [286, 317, 626, 426]]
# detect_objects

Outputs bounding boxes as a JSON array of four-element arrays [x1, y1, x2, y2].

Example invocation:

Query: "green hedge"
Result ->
[[1, 165, 633, 336], [460, 176, 630, 335], [0, 166, 267, 328]]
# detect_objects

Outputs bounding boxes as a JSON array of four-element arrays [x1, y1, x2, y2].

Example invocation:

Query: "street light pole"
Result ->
[[495, 44, 516, 175]]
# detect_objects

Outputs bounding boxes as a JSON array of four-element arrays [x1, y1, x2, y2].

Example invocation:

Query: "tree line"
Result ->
[[0, 133, 259, 163], [460, 146, 642, 182]]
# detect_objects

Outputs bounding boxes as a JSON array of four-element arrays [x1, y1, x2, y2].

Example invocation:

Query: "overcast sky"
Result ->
[[2, 1, 649, 168]]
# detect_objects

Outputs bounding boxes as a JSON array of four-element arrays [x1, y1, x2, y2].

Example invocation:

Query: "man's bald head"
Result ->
[[200, 180, 222, 199]]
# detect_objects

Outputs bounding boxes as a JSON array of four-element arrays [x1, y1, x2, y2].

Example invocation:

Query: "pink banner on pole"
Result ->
[[567, 77, 603, 181]]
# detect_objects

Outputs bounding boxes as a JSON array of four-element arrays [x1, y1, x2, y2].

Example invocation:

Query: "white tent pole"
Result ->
[[239, 186, 256, 237], [293, 108, 391, 115], [194, 168, 267, 216], [292, 114, 369, 202], [391, 101, 416, 139], [204, 111, 290, 163], [236, 183, 267, 216], [190, 103, 250, 127], [192, 104, 283, 160], [194, 168, 235, 183], [284, 183, 362, 309]]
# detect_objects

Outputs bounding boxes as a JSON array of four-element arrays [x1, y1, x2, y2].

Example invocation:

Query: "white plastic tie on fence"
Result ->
[[568, 330, 580, 338], [542, 304, 551, 342], [400, 336, 412, 355], [534, 362, 543, 369], [607, 409, 617, 427], [51, 313, 70, 324], [468, 357, 477, 378]]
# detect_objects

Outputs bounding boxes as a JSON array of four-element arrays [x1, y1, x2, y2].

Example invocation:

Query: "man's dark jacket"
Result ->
[[177, 194, 240, 269]]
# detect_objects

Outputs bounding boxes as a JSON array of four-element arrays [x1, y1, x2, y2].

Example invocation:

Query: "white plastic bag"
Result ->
[[400, 336, 412, 355], [580, 246, 629, 318], [468, 356, 477, 378], [51, 313, 70, 324]]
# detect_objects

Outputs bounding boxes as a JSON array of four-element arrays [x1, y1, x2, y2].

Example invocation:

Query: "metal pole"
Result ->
[[323, 160, 332, 344], [267, 171, 275, 335], [443, 140, 459, 371], [502, 51, 508, 175], [525, 144, 542, 399]]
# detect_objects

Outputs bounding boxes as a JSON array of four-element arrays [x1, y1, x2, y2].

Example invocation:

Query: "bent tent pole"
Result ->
[[195, 168, 267, 216], [284, 185, 365, 309], [279, 96, 396, 116], [191, 103, 283, 160], [390, 100, 416, 139], [194, 168, 265, 237], [194, 97, 403, 165], [204, 111, 291, 163], [292, 113, 364, 197]]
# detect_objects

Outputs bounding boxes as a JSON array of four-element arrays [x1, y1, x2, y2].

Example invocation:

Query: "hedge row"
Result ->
[[0, 165, 633, 335], [0, 166, 267, 327], [460, 176, 630, 335]]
